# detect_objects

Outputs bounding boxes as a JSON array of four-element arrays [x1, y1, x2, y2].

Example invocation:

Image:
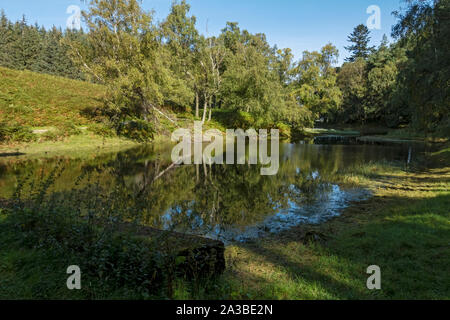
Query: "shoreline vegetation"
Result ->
[[221, 162, 449, 300], [0, 126, 444, 161], [0, 66, 446, 160]]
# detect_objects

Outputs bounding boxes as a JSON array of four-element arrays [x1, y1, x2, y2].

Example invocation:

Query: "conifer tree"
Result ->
[[0, 10, 14, 68], [345, 24, 375, 62]]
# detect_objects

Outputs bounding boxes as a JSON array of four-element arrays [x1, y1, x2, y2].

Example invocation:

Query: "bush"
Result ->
[[9, 207, 163, 293], [39, 130, 62, 142], [116, 118, 155, 142], [57, 121, 82, 137], [87, 123, 117, 138], [0, 122, 37, 143], [232, 111, 255, 129], [276, 122, 292, 140], [34, 122, 83, 142], [6, 166, 177, 296]]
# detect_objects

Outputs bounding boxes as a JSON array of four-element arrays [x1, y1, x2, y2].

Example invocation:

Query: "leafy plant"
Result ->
[[116, 118, 155, 142], [0, 122, 37, 143], [87, 123, 117, 138]]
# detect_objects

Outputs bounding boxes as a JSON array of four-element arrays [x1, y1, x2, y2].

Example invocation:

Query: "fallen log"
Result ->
[[120, 224, 226, 277]]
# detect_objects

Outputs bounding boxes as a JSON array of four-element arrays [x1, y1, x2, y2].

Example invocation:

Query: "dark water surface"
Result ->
[[0, 141, 427, 243]]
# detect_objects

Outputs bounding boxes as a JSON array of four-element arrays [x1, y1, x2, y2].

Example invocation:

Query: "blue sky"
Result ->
[[0, 0, 404, 64]]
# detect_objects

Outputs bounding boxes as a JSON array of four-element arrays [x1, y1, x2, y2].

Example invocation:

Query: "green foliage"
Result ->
[[345, 24, 375, 62], [57, 121, 82, 137], [331, 0, 449, 136], [276, 122, 291, 140], [391, 0, 450, 133], [291, 44, 342, 120], [335, 37, 411, 126], [218, 23, 307, 128], [87, 123, 117, 138], [337, 58, 368, 123], [1, 0, 448, 138], [66, 0, 193, 123], [1, 165, 201, 297], [160, 0, 199, 109], [116, 118, 155, 142], [366, 43, 407, 126], [230, 111, 255, 129], [0, 122, 37, 143], [0, 10, 84, 79], [0, 2, 339, 132]]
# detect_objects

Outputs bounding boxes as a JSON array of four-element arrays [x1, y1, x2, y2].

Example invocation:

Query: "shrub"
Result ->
[[39, 130, 62, 142], [232, 111, 255, 129], [57, 121, 82, 137], [87, 123, 117, 138], [6, 166, 176, 296], [116, 118, 155, 142], [276, 122, 292, 140], [9, 206, 163, 294], [0, 122, 37, 143]]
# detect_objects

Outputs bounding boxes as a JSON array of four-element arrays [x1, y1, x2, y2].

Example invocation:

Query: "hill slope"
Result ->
[[0, 67, 140, 157], [0, 67, 105, 128]]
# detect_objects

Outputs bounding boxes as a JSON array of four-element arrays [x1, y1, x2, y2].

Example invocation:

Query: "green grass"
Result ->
[[220, 195, 449, 299], [0, 219, 144, 299], [0, 66, 105, 128], [358, 128, 448, 144], [205, 163, 450, 300], [302, 128, 360, 136], [0, 131, 139, 159]]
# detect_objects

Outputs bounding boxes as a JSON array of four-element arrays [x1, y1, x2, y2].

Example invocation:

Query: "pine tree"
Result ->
[[33, 26, 60, 74], [0, 9, 14, 68], [345, 24, 375, 62], [9, 16, 42, 70]]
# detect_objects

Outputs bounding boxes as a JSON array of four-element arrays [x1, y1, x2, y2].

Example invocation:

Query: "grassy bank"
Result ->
[[315, 122, 449, 144], [0, 67, 105, 128], [0, 133, 140, 159], [0, 67, 229, 158], [210, 165, 449, 300]]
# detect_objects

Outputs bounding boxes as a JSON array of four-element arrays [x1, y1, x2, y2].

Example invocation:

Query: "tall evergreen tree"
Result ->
[[10, 16, 42, 70], [345, 24, 374, 62], [0, 9, 14, 68]]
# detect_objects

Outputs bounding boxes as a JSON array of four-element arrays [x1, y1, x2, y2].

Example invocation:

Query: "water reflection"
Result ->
[[0, 142, 422, 243]]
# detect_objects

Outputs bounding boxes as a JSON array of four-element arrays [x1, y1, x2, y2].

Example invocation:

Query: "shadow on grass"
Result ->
[[0, 152, 26, 157], [229, 193, 450, 300]]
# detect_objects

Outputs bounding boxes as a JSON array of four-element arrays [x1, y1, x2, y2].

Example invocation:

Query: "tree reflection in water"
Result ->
[[0, 142, 419, 243]]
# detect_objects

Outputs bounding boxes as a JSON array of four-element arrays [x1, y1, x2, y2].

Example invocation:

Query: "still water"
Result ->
[[0, 141, 424, 243]]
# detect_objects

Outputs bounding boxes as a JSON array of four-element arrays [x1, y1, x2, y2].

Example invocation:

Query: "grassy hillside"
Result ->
[[0, 66, 105, 128], [0, 67, 226, 157], [0, 67, 140, 156]]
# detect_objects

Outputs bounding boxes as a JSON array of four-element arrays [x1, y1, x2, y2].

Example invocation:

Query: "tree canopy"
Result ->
[[0, 0, 448, 138]]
